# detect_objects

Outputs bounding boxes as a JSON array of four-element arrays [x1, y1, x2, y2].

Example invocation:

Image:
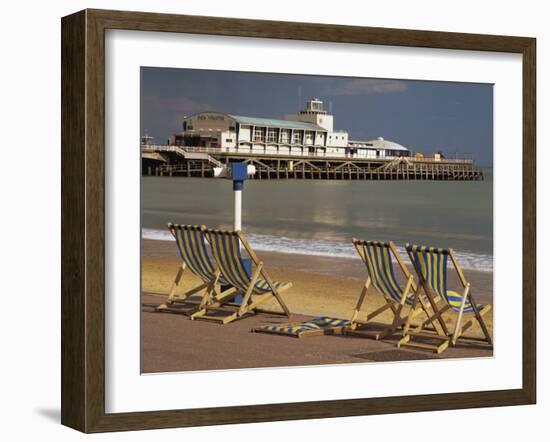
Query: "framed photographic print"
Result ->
[[61, 9, 536, 433]]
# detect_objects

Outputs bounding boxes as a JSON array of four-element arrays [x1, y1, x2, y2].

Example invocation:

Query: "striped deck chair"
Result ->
[[191, 229, 292, 324], [344, 239, 433, 340], [156, 224, 238, 315], [398, 244, 493, 353], [254, 316, 350, 338]]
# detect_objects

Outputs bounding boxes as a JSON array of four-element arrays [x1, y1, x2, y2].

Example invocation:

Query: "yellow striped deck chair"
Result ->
[[156, 224, 238, 315], [398, 244, 493, 353], [191, 228, 292, 324], [254, 316, 350, 338], [344, 239, 432, 340]]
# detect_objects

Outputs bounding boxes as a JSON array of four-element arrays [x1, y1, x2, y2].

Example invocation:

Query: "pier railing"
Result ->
[[141, 144, 475, 164], [147, 161, 483, 181], [142, 144, 223, 167]]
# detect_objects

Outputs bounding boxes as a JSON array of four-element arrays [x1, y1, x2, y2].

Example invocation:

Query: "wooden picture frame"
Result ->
[[61, 9, 536, 433]]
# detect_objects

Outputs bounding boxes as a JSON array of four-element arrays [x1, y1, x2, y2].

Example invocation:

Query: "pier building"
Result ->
[[143, 99, 483, 181], [171, 99, 410, 159]]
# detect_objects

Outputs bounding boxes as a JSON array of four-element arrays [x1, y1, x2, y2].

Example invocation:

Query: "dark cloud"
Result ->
[[141, 68, 493, 166], [324, 79, 408, 96]]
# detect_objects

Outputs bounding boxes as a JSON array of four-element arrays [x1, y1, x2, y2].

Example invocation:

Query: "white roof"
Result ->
[[350, 136, 409, 152]]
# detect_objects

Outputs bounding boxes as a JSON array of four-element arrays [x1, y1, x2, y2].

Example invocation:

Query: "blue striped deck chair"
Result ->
[[156, 224, 238, 315], [399, 244, 493, 353], [254, 317, 350, 338], [344, 239, 432, 341], [192, 229, 292, 324]]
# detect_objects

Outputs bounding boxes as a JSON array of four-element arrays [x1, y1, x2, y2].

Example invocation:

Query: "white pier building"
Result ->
[[171, 99, 410, 159]]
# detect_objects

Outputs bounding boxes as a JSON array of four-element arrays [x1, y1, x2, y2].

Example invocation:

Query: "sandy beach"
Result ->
[[141, 239, 493, 373]]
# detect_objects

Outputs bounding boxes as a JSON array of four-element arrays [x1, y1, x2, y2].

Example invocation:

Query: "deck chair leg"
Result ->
[[448, 248, 493, 346], [156, 263, 191, 311], [416, 294, 442, 334], [210, 287, 240, 305], [470, 296, 493, 346], [271, 288, 291, 317], [455, 302, 493, 346], [191, 287, 242, 320], [423, 290, 450, 336], [401, 284, 422, 336], [347, 279, 372, 331], [198, 287, 214, 310], [197, 273, 220, 310], [458, 305, 493, 344], [260, 267, 291, 317], [166, 263, 187, 304], [377, 303, 405, 340], [400, 275, 437, 335], [238, 263, 263, 317], [397, 334, 411, 348], [363, 301, 394, 322], [416, 304, 450, 335], [352, 278, 399, 328], [243, 292, 277, 313], [156, 279, 211, 313], [380, 276, 414, 339], [352, 293, 408, 339], [398, 276, 413, 309], [477, 304, 493, 345], [398, 284, 444, 349], [347, 299, 394, 339], [452, 283, 470, 345]]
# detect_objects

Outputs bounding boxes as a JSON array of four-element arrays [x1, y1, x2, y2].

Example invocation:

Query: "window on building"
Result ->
[[267, 128, 278, 143], [309, 101, 323, 111], [280, 129, 290, 143], [293, 130, 302, 144], [253, 127, 265, 142]]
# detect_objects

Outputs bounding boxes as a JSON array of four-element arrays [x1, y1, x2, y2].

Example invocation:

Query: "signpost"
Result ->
[[213, 162, 256, 303]]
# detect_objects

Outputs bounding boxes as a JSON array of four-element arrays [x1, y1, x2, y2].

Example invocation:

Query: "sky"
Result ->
[[141, 67, 493, 166]]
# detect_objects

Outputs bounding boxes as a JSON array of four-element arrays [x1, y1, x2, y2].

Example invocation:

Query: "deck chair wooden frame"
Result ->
[[191, 228, 292, 324], [344, 239, 434, 341], [155, 224, 238, 315], [398, 244, 493, 353]]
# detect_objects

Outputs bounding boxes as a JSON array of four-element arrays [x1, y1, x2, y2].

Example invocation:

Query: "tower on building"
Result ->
[[284, 98, 334, 132]]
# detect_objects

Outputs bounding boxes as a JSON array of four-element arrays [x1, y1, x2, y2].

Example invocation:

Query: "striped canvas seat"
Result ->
[[356, 241, 415, 305], [406, 245, 484, 313], [254, 279, 291, 293], [344, 239, 426, 342], [156, 224, 235, 316], [168, 223, 228, 285], [399, 243, 493, 353], [207, 230, 288, 295], [191, 228, 291, 324], [446, 291, 484, 313], [256, 317, 350, 337]]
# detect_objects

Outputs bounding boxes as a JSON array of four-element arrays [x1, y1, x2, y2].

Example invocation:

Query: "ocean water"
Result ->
[[141, 171, 493, 271]]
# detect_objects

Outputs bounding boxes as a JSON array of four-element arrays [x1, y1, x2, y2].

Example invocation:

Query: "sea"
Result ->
[[141, 170, 493, 272]]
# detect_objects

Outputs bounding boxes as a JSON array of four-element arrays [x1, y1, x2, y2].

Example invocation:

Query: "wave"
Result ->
[[142, 228, 493, 272]]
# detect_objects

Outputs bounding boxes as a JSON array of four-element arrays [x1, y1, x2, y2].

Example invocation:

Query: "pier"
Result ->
[[142, 145, 484, 181]]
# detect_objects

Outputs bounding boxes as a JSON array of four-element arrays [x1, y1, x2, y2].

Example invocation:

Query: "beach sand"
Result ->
[[141, 239, 493, 373]]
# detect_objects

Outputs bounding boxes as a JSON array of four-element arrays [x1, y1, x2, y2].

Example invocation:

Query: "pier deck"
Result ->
[[142, 145, 484, 181]]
